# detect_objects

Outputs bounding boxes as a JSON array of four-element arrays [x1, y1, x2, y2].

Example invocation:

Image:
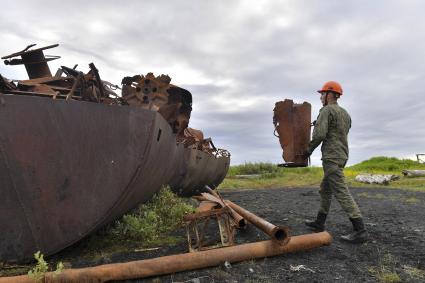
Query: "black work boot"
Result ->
[[341, 217, 368, 243], [305, 212, 327, 232]]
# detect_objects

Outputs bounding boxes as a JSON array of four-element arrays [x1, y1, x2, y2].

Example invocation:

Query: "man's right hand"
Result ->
[[302, 150, 311, 160]]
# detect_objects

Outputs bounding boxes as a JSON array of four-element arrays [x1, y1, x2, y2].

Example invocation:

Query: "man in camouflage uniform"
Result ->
[[304, 81, 367, 243]]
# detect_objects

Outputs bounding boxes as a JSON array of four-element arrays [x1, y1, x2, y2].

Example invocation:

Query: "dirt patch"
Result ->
[[4, 187, 425, 282]]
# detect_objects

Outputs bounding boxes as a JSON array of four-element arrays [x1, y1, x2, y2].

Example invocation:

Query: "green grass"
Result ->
[[222, 166, 323, 189], [219, 157, 425, 191], [349, 156, 425, 172], [227, 162, 282, 176]]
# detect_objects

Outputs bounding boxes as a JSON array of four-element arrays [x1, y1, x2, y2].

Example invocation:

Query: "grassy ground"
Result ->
[[220, 157, 425, 192]]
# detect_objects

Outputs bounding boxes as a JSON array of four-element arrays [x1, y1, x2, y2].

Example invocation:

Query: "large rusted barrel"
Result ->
[[273, 99, 311, 167], [0, 94, 229, 263]]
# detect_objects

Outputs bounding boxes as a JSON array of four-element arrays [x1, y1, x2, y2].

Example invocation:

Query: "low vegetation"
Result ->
[[110, 186, 195, 244], [78, 186, 195, 259], [368, 252, 401, 283], [27, 251, 63, 282], [220, 157, 425, 191], [367, 252, 425, 283]]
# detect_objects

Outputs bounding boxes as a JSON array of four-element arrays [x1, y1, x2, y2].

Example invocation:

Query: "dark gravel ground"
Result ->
[[96, 187, 425, 283], [9, 187, 423, 282]]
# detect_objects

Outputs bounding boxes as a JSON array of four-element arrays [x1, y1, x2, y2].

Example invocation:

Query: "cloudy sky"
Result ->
[[1, 0, 424, 165]]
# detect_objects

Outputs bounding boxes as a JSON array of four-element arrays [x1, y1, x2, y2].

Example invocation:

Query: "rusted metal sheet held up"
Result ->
[[273, 99, 311, 167]]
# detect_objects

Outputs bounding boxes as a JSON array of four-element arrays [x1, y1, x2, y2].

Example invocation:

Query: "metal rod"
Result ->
[[66, 72, 82, 101], [225, 200, 290, 243]]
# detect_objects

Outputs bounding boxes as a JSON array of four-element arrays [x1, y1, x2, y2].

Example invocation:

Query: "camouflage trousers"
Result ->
[[319, 159, 362, 219]]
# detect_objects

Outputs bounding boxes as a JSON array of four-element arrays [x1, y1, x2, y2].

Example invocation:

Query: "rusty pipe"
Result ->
[[224, 200, 289, 243], [0, 232, 331, 283], [200, 193, 247, 228]]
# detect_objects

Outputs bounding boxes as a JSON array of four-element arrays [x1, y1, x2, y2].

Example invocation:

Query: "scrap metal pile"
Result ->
[[0, 44, 222, 155], [0, 44, 230, 263], [121, 73, 224, 155], [1, 44, 120, 104]]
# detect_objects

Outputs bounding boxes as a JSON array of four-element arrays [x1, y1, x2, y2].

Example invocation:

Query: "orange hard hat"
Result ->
[[317, 81, 343, 95]]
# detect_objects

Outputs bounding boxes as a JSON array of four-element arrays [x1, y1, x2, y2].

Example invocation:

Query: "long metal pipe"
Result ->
[[224, 200, 289, 243], [0, 232, 332, 283]]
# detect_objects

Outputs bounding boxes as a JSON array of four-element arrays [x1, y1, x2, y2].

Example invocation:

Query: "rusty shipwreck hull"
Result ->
[[0, 94, 229, 263]]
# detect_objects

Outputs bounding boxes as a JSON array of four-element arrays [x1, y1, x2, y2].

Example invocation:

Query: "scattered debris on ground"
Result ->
[[355, 174, 400, 185], [402, 170, 425, 177], [290, 264, 315, 273]]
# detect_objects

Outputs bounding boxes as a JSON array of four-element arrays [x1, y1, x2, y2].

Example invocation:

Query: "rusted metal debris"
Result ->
[[198, 191, 247, 229], [186, 189, 290, 254], [184, 204, 236, 252], [122, 73, 192, 135], [402, 170, 425, 177], [225, 200, 290, 244], [273, 99, 311, 167], [0, 232, 332, 283], [1, 44, 121, 104], [2, 44, 60, 79], [0, 44, 230, 262], [0, 44, 221, 155], [177, 127, 218, 154], [195, 200, 219, 213], [196, 190, 289, 244], [121, 74, 218, 154]]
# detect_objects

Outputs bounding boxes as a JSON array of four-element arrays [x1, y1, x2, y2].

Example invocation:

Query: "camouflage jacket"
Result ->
[[307, 103, 351, 161]]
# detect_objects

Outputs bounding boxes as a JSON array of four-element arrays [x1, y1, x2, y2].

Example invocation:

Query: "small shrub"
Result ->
[[378, 272, 401, 283], [27, 251, 48, 282], [111, 186, 194, 243], [369, 252, 402, 283], [227, 162, 281, 176], [27, 251, 64, 282], [403, 265, 425, 280]]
